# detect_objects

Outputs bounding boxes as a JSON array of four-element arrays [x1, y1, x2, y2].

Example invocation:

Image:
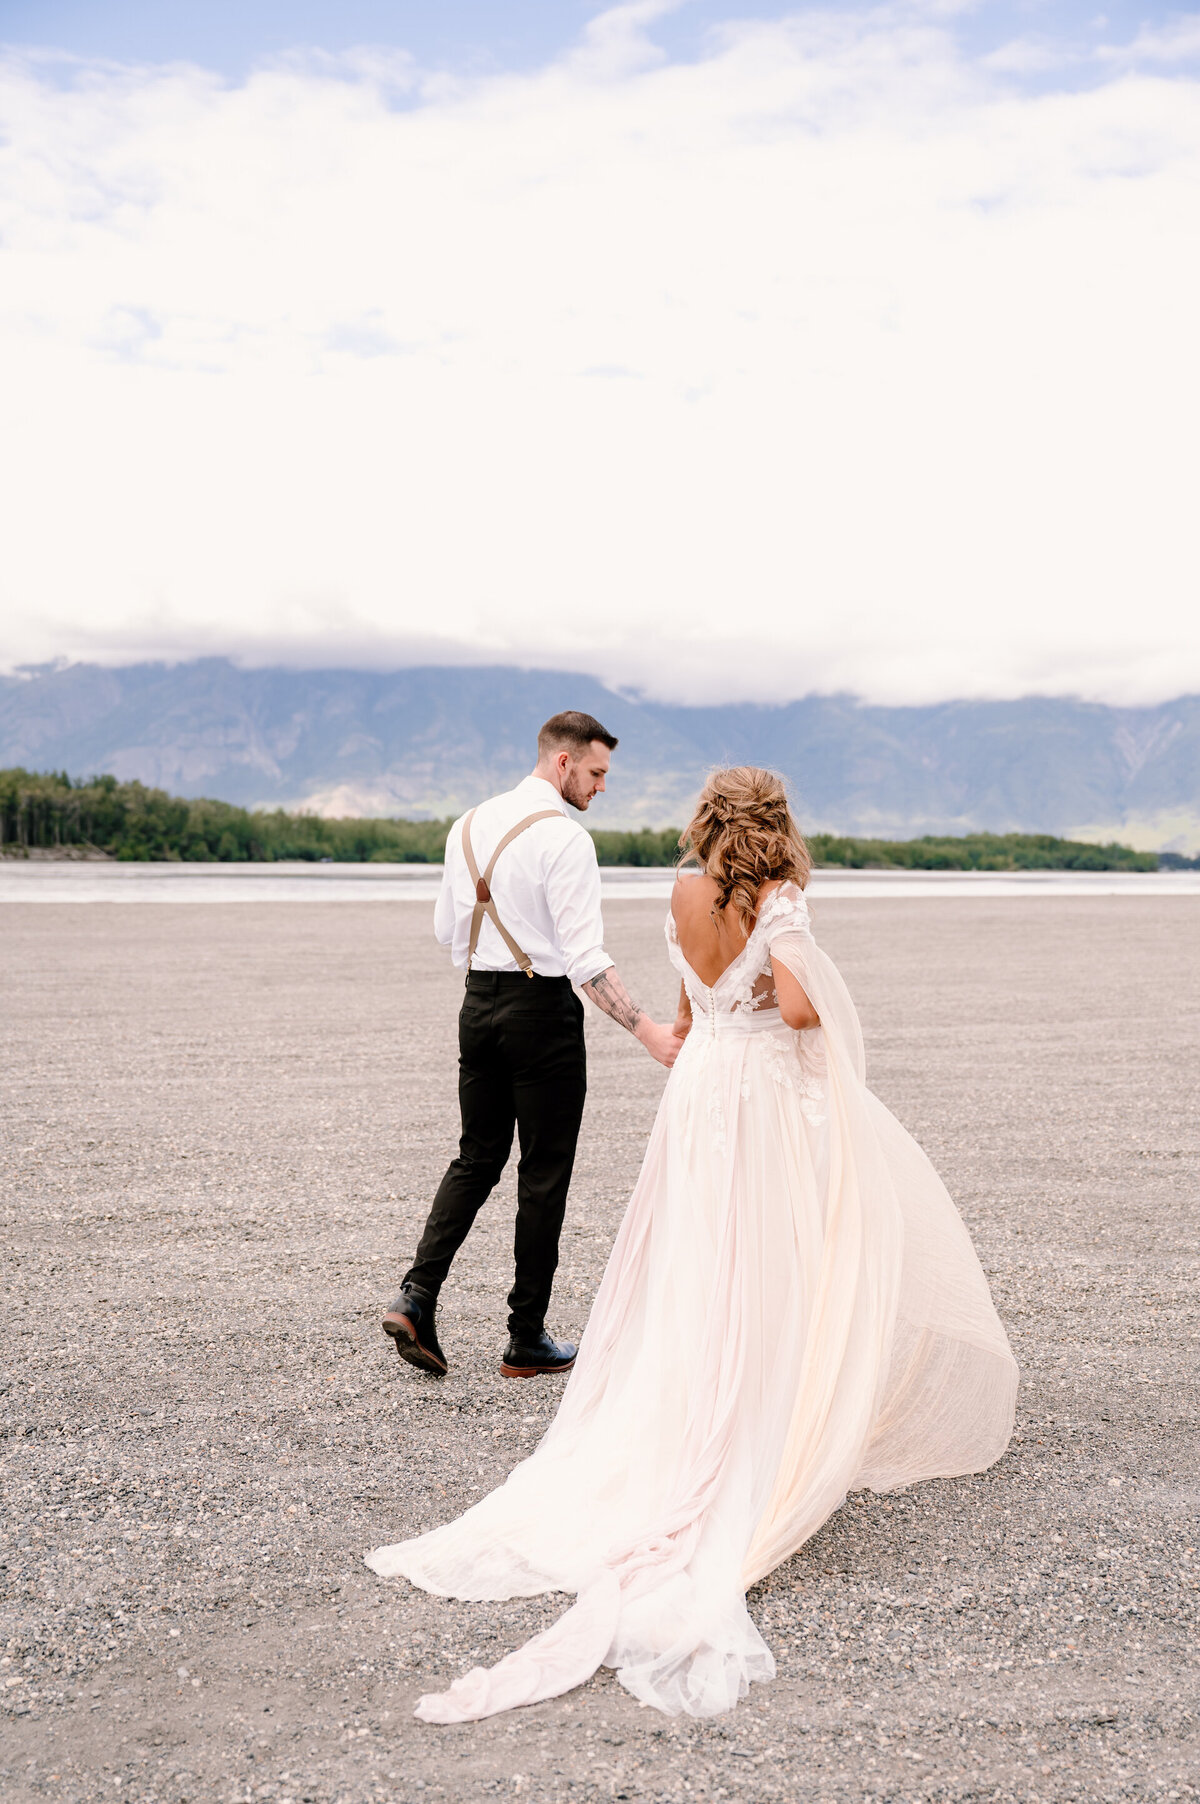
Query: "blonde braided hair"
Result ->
[[679, 767, 811, 938]]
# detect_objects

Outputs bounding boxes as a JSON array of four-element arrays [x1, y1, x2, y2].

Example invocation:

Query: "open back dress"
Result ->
[[366, 881, 1018, 1720]]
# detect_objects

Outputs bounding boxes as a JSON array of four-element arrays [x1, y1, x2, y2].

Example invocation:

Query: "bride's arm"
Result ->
[[582, 966, 683, 1067], [771, 955, 820, 1030]]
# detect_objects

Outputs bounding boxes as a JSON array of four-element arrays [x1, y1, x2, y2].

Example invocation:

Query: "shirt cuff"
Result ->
[[569, 949, 613, 989]]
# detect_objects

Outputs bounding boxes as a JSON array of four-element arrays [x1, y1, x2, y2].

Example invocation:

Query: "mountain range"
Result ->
[[2, 659, 1199, 850]]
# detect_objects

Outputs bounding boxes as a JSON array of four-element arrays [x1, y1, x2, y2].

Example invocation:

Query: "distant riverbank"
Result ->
[[5, 862, 1200, 902], [1, 767, 1182, 871]]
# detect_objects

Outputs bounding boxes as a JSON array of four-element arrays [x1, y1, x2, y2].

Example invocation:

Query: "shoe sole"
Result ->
[[499, 1358, 577, 1379], [382, 1311, 448, 1377]]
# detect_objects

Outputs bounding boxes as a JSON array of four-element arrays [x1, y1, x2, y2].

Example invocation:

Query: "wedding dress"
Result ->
[[366, 882, 1017, 1720]]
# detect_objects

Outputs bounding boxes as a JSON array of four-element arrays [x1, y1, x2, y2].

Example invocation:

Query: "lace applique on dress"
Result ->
[[727, 884, 812, 1017], [666, 880, 815, 1022], [755, 882, 813, 944], [728, 966, 778, 1016], [667, 880, 826, 1127], [744, 1027, 824, 1125]]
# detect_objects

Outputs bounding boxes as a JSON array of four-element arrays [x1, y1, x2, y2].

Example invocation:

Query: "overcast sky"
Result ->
[[1, 0, 1198, 705]]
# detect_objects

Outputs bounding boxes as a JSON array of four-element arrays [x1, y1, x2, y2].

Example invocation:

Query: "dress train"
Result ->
[[366, 885, 1017, 1719]]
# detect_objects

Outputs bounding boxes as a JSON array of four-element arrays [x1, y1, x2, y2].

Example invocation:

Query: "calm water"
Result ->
[[2, 862, 1198, 902]]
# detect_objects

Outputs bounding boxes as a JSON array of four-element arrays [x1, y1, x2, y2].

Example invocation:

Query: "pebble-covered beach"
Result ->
[[2, 896, 1198, 1802]]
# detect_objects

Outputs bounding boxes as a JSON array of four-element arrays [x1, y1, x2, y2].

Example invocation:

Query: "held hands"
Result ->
[[581, 967, 684, 1067], [636, 1017, 686, 1069]]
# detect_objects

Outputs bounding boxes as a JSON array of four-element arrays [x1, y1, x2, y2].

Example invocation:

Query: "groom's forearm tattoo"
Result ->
[[583, 967, 644, 1035]]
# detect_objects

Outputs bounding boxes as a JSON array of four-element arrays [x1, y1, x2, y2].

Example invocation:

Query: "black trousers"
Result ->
[[404, 971, 587, 1340]]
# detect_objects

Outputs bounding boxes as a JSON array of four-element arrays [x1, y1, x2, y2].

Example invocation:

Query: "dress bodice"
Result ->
[[665, 878, 813, 1030]]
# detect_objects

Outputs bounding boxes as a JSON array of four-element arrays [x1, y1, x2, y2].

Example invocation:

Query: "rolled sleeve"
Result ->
[[544, 831, 612, 988]]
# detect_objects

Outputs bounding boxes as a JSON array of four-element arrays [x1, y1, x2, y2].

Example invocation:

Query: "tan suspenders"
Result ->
[[461, 806, 561, 977]]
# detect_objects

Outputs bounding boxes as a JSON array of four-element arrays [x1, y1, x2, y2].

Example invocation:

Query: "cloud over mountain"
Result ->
[[4, 659, 1200, 851], [1, 4, 1197, 704]]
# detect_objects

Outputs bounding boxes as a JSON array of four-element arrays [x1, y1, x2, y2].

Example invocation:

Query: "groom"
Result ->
[[383, 710, 682, 1379]]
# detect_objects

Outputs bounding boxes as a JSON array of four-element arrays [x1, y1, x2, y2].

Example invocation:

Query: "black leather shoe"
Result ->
[[382, 1286, 448, 1376], [500, 1329, 577, 1378]]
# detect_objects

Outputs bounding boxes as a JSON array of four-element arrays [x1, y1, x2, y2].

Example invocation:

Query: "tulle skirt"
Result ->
[[366, 999, 1018, 1722]]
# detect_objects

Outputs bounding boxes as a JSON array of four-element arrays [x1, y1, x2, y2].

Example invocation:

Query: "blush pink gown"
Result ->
[[366, 882, 1017, 1720]]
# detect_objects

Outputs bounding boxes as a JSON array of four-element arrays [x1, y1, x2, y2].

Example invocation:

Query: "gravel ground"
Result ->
[[1, 897, 1198, 1804]]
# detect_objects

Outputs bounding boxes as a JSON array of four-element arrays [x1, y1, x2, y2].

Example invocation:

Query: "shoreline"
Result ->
[[3, 860, 1200, 901]]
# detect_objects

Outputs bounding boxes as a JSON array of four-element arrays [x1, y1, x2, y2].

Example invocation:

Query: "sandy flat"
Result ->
[[2, 898, 1198, 1803]]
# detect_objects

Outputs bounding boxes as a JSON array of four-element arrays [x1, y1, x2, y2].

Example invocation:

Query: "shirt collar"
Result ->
[[518, 773, 569, 817]]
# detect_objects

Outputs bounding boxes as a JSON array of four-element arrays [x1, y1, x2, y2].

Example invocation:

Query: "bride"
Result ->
[[366, 767, 1018, 1721]]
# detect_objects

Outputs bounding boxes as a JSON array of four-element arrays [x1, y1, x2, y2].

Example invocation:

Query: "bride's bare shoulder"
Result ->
[[671, 867, 717, 922]]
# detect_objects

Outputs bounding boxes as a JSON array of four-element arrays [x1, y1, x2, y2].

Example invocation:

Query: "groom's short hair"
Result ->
[[538, 711, 618, 757]]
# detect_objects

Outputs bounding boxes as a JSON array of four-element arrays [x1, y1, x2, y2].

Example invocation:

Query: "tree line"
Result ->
[[802, 831, 1164, 872], [0, 770, 450, 863], [0, 767, 1170, 870]]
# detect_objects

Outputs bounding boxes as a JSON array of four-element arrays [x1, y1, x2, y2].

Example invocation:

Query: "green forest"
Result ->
[[0, 767, 1168, 870]]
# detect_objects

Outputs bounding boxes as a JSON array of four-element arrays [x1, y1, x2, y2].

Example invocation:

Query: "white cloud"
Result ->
[[0, 5, 1198, 705], [1097, 16, 1200, 66]]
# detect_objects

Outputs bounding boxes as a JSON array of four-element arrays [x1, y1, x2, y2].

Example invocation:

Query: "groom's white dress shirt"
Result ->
[[434, 775, 613, 988]]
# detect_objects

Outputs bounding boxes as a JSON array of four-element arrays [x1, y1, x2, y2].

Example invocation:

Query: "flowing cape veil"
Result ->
[[366, 907, 1017, 1722], [743, 927, 1017, 1584]]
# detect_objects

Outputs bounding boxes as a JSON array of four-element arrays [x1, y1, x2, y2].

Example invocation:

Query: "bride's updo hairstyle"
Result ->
[[679, 767, 811, 937]]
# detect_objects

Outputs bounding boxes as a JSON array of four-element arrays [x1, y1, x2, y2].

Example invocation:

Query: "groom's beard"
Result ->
[[560, 768, 593, 812]]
